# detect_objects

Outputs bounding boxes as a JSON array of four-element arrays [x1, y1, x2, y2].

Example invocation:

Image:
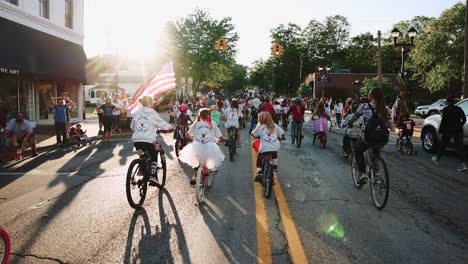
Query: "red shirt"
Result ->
[[259, 102, 275, 117], [288, 104, 305, 121], [398, 118, 415, 137]]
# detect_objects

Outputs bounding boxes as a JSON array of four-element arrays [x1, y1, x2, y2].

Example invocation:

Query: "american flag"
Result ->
[[128, 61, 177, 114]]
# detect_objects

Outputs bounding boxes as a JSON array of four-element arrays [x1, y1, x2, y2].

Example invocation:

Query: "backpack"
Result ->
[[364, 103, 389, 145]]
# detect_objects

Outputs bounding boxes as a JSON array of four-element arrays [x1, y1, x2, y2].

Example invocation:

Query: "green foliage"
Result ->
[[297, 82, 312, 97], [407, 3, 465, 95], [360, 77, 398, 99], [167, 9, 241, 94]]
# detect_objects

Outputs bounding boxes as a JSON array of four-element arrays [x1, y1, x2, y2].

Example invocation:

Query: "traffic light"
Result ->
[[271, 43, 284, 57], [216, 38, 229, 52]]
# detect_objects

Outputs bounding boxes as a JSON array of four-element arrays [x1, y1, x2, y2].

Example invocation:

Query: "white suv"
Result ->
[[420, 99, 468, 153], [415, 99, 460, 117]]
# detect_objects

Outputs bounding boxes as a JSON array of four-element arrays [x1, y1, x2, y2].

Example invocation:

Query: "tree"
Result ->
[[297, 82, 312, 97], [171, 9, 240, 95], [344, 33, 376, 73], [360, 77, 398, 99], [407, 3, 465, 95]]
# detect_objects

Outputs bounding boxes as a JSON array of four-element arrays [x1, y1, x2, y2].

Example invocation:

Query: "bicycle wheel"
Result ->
[[405, 141, 413, 155], [263, 159, 273, 198], [296, 125, 302, 148], [195, 167, 206, 203], [320, 133, 326, 149], [175, 138, 181, 157], [206, 170, 215, 189], [126, 159, 148, 208], [351, 152, 364, 189], [370, 158, 390, 209], [229, 134, 236, 161], [157, 151, 167, 188], [0, 228, 11, 264], [291, 124, 296, 144], [396, 138, 401, 152]]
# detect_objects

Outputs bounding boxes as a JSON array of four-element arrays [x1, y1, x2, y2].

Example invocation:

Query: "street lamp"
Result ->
[[318, 66, 331, 98], [391, 27, 417, 97], [353, 80, 362, 99]]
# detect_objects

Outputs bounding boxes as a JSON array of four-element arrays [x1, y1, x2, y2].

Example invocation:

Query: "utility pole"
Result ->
[[464, 0, 468, 97], [377, 31, 382, 89]]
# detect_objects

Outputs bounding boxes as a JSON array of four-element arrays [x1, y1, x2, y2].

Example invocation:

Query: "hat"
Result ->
[[178, 105, 188, 112]]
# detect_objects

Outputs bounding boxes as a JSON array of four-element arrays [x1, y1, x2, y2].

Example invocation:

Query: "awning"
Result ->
[[0, 17, 87, 82]]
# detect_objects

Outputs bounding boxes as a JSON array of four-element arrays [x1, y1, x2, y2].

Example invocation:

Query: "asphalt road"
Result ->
[[0, 115, 467, 264]]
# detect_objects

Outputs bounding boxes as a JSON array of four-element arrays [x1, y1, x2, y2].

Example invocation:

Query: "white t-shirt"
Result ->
[[96, 98, 105, 113], [252, 98, 261, 109], [252, 124, 284, 153], [334, 103, 343, 114], [112, 100, 123, 115], [281, 106, 290, 114], [273, 104, 282, 114], [224, 107, 243, 128], [188, 121, 222, 144]]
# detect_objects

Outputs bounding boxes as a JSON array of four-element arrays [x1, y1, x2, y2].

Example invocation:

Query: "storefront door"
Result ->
[[36, 81, 56, 125]]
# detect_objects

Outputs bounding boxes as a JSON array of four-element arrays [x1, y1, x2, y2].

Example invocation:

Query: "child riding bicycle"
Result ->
[[251, 112, 285, 183], [178, 108, 226, 185]]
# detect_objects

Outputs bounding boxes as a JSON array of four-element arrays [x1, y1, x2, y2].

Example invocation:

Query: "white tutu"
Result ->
[[178, 141, 225, 170]]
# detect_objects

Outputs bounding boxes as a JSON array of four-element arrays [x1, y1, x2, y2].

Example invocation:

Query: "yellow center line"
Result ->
[[251, 139, 272, 264], [273, 172, 308, 263]]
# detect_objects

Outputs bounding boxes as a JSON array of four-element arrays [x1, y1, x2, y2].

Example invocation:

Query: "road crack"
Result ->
[[11, 252, 67, 264]]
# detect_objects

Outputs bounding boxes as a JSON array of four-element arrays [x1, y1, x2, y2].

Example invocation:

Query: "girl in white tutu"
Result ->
[[178, 108, 226, 185]]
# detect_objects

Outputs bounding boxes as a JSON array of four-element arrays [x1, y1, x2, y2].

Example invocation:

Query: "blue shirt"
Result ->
[[54, 105, 67, 123]]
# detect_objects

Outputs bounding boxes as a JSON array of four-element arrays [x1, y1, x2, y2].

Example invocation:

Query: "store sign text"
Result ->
[[0, 67, 19, 75]]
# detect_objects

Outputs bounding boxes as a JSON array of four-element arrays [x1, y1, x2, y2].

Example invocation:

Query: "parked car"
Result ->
[[415, 98, 459, 117], [420, 98, 468, 153]]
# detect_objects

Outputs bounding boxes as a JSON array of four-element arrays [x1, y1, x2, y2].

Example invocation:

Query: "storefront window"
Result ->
[[19, 79, 34, 121], [38, 81, 55, 120], [0, 75, 17, 127]]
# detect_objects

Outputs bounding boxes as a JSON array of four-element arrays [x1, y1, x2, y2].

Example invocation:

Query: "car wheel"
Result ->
[[428, 110, 438, 116], [421, 128, 438, 153]]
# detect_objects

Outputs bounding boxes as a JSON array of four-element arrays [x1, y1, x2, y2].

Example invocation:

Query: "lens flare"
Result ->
[[317, 212, 345, 239]]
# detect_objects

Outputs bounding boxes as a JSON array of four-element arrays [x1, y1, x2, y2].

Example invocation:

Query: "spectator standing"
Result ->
[[112, 94, 123, 133], [334, 99, 344, 128], [431, 96, 467, 172], [96, 93, 105, 135], [206, 95, 216, 108], [50, 98, 70, 147], [97, 98, 119, 143]]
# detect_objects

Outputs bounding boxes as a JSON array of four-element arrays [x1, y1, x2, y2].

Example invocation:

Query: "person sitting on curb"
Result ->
[[3, 112, 38, 157]]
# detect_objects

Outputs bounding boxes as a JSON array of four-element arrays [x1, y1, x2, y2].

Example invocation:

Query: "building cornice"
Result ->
[[0, 1, 84, 45]]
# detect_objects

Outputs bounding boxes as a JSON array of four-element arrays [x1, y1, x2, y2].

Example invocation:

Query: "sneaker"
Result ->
[[254, 175, 263, 183], [149, 175, 158, 186], [32, 151, 38, 157], [98, 130, 103, 135], [431, 156, 439, 166], [237, 143, 242, 148], [357, 173, 368, 185], [190, 176, 197, 185], [457, 163, 467, 172]]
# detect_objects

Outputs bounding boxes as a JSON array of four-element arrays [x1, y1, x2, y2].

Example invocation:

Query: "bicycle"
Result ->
[[281, 114, 288, 132], [126, 131, 167, 209], [290, 121, 303, 148], [195, 160, 216, 204], [351, 146, 389, 209], [0, 227, 11, 264], [227, 126, 237, 161], [396, 132, 414, 155], [175, 125, 188, 157], [254, 136, 285, 198]]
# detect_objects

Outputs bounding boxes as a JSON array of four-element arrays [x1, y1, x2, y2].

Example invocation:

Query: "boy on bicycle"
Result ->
[[396, 112, 415, 142]]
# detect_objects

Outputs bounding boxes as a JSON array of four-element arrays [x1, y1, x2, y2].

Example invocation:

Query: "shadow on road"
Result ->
[[124, 189, 191, 264]]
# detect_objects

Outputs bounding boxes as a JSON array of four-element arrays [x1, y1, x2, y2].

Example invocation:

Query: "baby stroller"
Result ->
[[66, 124, 90, 147]]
